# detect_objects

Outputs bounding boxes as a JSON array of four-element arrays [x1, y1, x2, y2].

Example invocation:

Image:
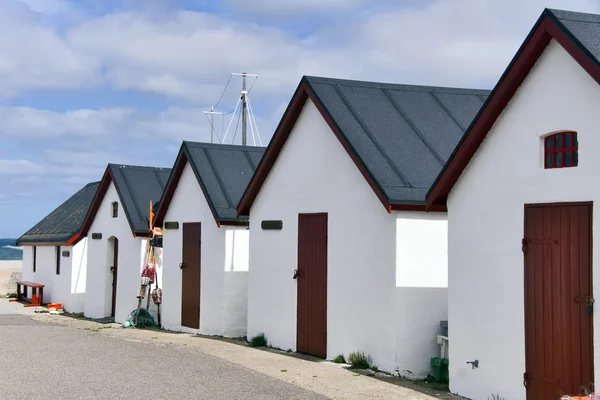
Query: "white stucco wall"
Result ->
[[84, 182, 147, 323], [21, 241, 87, 312], [446, 39, 600, 400], [161, 162, 249, 337], [247, 99, 447, 376]]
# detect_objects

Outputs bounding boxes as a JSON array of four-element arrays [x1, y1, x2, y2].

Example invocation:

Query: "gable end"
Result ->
[[237, 79, 392, 217], [426, 9, 600, 208]]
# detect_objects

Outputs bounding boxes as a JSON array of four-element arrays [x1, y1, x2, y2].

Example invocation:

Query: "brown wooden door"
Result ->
[[524, 203, 593, 399], [111, 238, 118, 318], [181, 222, 201, 329], [297, 213, 328, 358]]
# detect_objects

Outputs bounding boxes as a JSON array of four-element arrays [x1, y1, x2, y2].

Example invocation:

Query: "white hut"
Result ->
[[153, 141, 265, 337]]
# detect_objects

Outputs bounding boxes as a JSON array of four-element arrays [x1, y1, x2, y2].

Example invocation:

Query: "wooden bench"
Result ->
[[10, 281, 44, 307]]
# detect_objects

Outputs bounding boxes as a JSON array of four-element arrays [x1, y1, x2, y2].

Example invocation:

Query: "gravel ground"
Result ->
[[0, 300, 457, 400], [0, 313, 327, 400]]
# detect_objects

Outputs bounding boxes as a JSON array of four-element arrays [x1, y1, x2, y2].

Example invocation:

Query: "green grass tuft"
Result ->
[[347, 351, 372, 369], [332, 354, 346, 364], [249, 333, 268, 347]]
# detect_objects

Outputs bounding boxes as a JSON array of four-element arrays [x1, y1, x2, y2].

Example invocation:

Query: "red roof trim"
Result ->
[[391, 203, 447, 212], [426, 12, 600, 209], [152, 147, 188, 227], [79, 168, 114, 238], [65, 232, 82, 246], [236, 79, 391, 216]]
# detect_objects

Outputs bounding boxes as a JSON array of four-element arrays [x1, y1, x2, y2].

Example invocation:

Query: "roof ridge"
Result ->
[[552, 16, 600, 23], [243, 150, 257, 170], [331, 83, 412, 188], [430, 91, 470, 132], [183, 140, 265, 151], [108, 163, 170, 171], [202, 147, 235, 210], [115, 167, 145, 225], [382, 88, 445, 166], [304, 75, 490, 94]]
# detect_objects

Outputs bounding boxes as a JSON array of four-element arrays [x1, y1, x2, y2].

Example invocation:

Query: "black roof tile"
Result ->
[[108, 164, 171, 234], [304, 76, 490, 205], [183, 142, 265, 222], [549, 9, 600, 65], [17, 182, 100, 244]]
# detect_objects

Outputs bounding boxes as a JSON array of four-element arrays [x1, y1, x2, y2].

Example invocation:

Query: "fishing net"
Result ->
[[123, 308, 156, 328]]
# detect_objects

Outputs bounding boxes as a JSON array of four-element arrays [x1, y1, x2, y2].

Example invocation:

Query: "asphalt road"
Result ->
[[0, 313, 327, 400]]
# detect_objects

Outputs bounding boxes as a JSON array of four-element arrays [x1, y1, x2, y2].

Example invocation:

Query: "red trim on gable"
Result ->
[[79, 167, 114, 238], [426, 13, 600, 209], [65, 232, 82, 246], [79, 166, 140, 238], [306, 86, 392, 213], [152, 147, 188, 227], [391, 203, 447, 212], [152, 144, 226, 229], [236, 80, 392, 217]]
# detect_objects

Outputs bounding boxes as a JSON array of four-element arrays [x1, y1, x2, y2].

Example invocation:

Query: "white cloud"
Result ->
[[0, 159, 45, 176], [2, 0, 599, 101], [56, 0, 600, 104], [5, 0, 600, 237], [224, 0, 369, 16], [18, 0, 71, 14], [0, 106, 210, 142], [0, 1, 99, 97]]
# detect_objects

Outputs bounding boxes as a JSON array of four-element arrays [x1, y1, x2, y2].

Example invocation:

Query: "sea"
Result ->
[[0, 239, 22, 261]]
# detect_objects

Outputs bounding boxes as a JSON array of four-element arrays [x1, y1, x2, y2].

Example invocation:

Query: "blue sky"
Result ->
[[1, 0, 600, 238]]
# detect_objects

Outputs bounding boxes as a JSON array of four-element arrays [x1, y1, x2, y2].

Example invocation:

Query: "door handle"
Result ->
[[110, 266, 115, 272], [523, 372, 529, 389], [179, 262, 186, 269], [293, 269, 302, 279]]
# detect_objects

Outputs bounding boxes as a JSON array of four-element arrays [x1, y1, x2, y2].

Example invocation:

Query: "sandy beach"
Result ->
[[0, 260, 22, 295]]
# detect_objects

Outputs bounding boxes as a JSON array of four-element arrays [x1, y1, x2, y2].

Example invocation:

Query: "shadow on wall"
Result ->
[[223, 270, 248, 336], [393, 286, 448, 379], [72, 240, 87, 295], [106, 236, 117, 317]]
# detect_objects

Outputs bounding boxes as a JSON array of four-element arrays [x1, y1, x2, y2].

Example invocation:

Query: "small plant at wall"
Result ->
[[249, 333, 268, 347], [332, 354, 346, 364], [488, 395, 505, 400], [347, 351, 372, 369]]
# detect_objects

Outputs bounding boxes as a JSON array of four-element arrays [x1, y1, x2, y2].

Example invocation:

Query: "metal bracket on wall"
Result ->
[[261, 220, 283, 230], [164, 222, 179, 230], [466, 360, 479, 369]]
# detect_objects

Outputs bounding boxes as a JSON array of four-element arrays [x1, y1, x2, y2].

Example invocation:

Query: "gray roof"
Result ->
[[304, 76, 490, 204], [183, 142, 265, 222], [17, 182, 100, 244], [108, 164, 171, 234], [548, 9, 600, 63]]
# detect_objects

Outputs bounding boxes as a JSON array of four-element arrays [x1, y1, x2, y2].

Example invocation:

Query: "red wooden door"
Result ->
[[181, 222, 201, 329], [111, 238, 118, 318], [524, 203, 593, 399], [297, 213, 328, 358]]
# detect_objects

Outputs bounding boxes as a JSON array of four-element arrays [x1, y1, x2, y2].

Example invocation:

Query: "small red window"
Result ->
[[544, 132, 578, 169]]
